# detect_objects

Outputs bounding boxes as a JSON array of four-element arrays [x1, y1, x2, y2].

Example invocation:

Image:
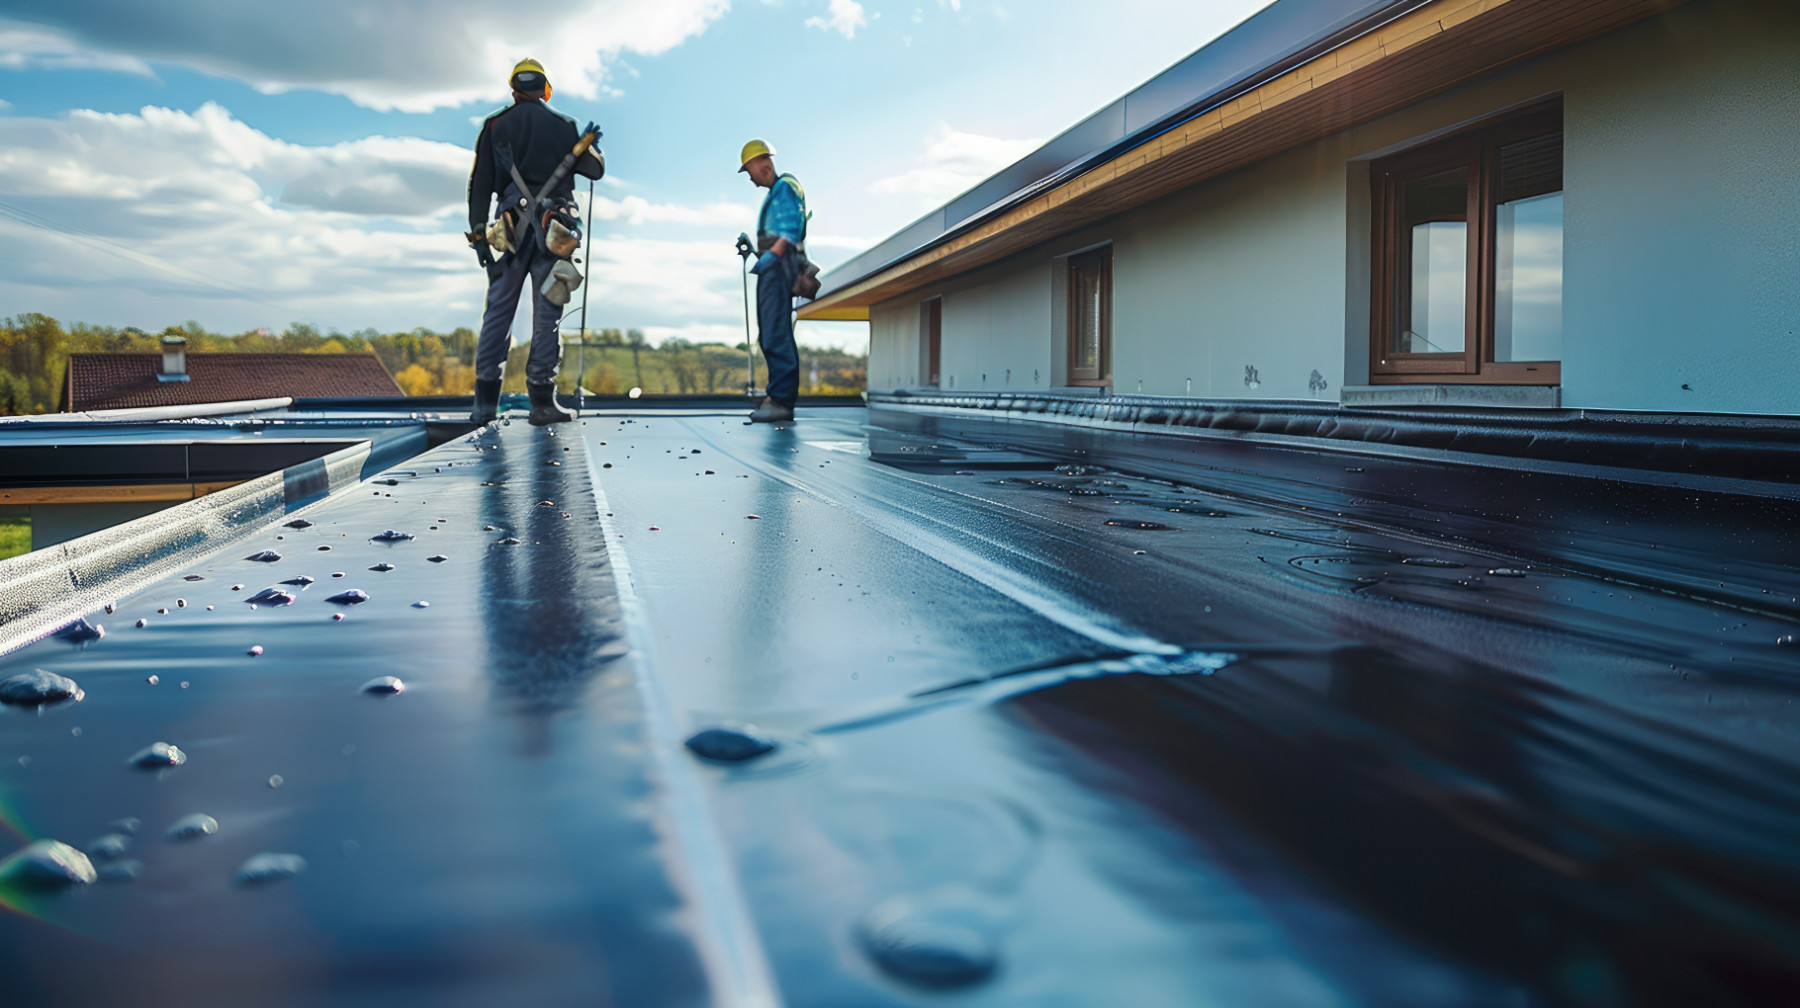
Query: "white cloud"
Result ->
[[0, 1, 728, 113], [0, 21, 152, 76], [589, 194, 756, 228], [867, 121, 1038, 209], [805, 0, 867, 39], [0, 103, 788, 342]]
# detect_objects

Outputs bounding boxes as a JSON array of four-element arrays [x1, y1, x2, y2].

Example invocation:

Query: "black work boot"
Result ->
[[748, 397, 795, 423], [527, 382, 574, 426], [470, 378, 501, 425]]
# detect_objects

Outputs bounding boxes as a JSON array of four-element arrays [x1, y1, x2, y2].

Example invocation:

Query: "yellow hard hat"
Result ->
[[511, 58, 550, 96], [738, 139, 774, 172]]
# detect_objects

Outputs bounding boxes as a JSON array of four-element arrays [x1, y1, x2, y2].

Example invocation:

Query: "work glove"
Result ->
[[751, 250, 780, 276], [466, 231, 493, 268]]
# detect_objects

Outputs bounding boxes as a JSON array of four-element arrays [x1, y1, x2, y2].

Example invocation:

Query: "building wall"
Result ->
[[1560, 0, 1800, 414], [867, 0, 1800, 415], [1111, 142, 1350, 400], [868, 299, 921, 390], [870, 253, 1056, 394], [937, 260, 1054, 394]]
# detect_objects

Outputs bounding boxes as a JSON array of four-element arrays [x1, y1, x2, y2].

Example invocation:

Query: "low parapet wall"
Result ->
[[870, 390, 1800, 486], [0, 439, 371, 656]]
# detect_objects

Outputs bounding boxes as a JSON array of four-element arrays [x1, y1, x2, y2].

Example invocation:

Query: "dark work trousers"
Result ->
[[474, 236, 562, 386], [756, 253, 801, 406]]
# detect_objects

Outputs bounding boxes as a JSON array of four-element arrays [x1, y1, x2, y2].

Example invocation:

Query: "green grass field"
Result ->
[[0, 515, 30, 560]]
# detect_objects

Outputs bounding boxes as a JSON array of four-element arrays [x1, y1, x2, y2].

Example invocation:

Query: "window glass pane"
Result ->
[[1071, 258, 1102, 374], [1494, 133, 1562, 363], [1396, 169, 1467, 355]]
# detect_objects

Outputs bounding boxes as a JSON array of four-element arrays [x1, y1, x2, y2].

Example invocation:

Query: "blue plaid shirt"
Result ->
[[757, 174, 806, 249]]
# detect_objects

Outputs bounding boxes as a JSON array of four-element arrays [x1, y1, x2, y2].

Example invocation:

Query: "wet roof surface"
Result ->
[[3, 405, 1799, 1005]]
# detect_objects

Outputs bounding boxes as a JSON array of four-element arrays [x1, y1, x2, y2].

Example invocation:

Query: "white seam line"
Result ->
[[582, 432, 784, 1008], [681, 417, 1175, 656]]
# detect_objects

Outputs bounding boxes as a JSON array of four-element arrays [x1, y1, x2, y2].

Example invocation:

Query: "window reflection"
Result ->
[[1409, 221, 1467, 354], [1397, 168, 1468, 355], [1493, 133, 1563, 362]]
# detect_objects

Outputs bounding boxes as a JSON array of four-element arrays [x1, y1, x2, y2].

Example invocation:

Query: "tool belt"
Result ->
[[752, 242, 821, 300]]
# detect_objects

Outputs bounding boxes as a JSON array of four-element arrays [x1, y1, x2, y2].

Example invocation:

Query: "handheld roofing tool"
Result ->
[[735, 232, 757, 397]]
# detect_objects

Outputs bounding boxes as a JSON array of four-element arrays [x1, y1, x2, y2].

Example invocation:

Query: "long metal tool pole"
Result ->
[[576, 177, 595, 412], [741, 259, 755, 398]]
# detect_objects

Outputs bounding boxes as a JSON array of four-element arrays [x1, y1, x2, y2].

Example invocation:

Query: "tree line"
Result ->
[[0, 313, 867, 414]]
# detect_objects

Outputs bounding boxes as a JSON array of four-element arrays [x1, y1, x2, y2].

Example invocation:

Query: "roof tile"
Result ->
[[63, 353, 404, 411]]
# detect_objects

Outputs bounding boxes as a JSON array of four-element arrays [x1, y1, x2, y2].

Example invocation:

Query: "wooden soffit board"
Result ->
[[0, 481, 242, 505], [799, 0, 1686, 321]]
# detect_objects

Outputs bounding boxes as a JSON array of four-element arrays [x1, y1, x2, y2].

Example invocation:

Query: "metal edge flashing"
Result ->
[[0, 397, 295, 428], [291, 394, 868, 412], [808, 0, 1427, 303], [0, 439, 372, 657], [868, 391, 1800, 486]]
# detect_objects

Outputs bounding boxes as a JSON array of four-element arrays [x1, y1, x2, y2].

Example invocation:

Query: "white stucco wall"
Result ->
[[937, 262, 1053, 393], [862, 0, 1799, 416], [868, 299, 919, 390], [1111, 143, 1350, 400], [1560, 0, 1800, 414], [867, 257, 1054, 392]]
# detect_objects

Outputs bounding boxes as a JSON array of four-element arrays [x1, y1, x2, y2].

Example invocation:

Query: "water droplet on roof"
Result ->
[[163, 814, 217, 842], [0, 670, 83, 706], [245, 587, 296, 607], [684, 727, 775, 762], [861, 911, 999, 989], [0, 839, 97, 888], [99, 859, 143, 883], [54, 618, 104, 643], [128, 742, 186, 768], [234, 852, 306, 886], [87, 834, 130, 860]]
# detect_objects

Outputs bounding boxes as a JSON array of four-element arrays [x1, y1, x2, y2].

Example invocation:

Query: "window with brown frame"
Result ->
[[919, 296, 942, 387], [1067, 246, 1112, 385], [1370, 101, 1563, 385]]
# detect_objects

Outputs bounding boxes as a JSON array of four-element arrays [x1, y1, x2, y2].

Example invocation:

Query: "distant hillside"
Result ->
[[0, 314, 866, 414]]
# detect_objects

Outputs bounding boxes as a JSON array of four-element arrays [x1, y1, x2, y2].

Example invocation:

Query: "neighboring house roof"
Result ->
[[61, 353, 404, 412], [801, 0, 1682, 320]]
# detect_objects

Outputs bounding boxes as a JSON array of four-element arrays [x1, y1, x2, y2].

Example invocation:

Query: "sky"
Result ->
[[0, 0, 1274, 353]]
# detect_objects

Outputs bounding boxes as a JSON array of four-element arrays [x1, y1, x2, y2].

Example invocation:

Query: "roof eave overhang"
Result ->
[[799, 0, 1687, 322]]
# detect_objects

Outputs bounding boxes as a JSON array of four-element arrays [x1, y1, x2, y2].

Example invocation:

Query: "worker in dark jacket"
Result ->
[[465, 58, 604, 426], [739, 139, 806, 424]]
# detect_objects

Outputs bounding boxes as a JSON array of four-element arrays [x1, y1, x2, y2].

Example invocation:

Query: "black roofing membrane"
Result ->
[[2, 406, 1798, 1006]]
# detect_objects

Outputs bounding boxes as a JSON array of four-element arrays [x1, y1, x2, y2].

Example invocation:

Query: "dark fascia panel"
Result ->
[[818, 0, 1424, 298], [0, 440, 363, 487]]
